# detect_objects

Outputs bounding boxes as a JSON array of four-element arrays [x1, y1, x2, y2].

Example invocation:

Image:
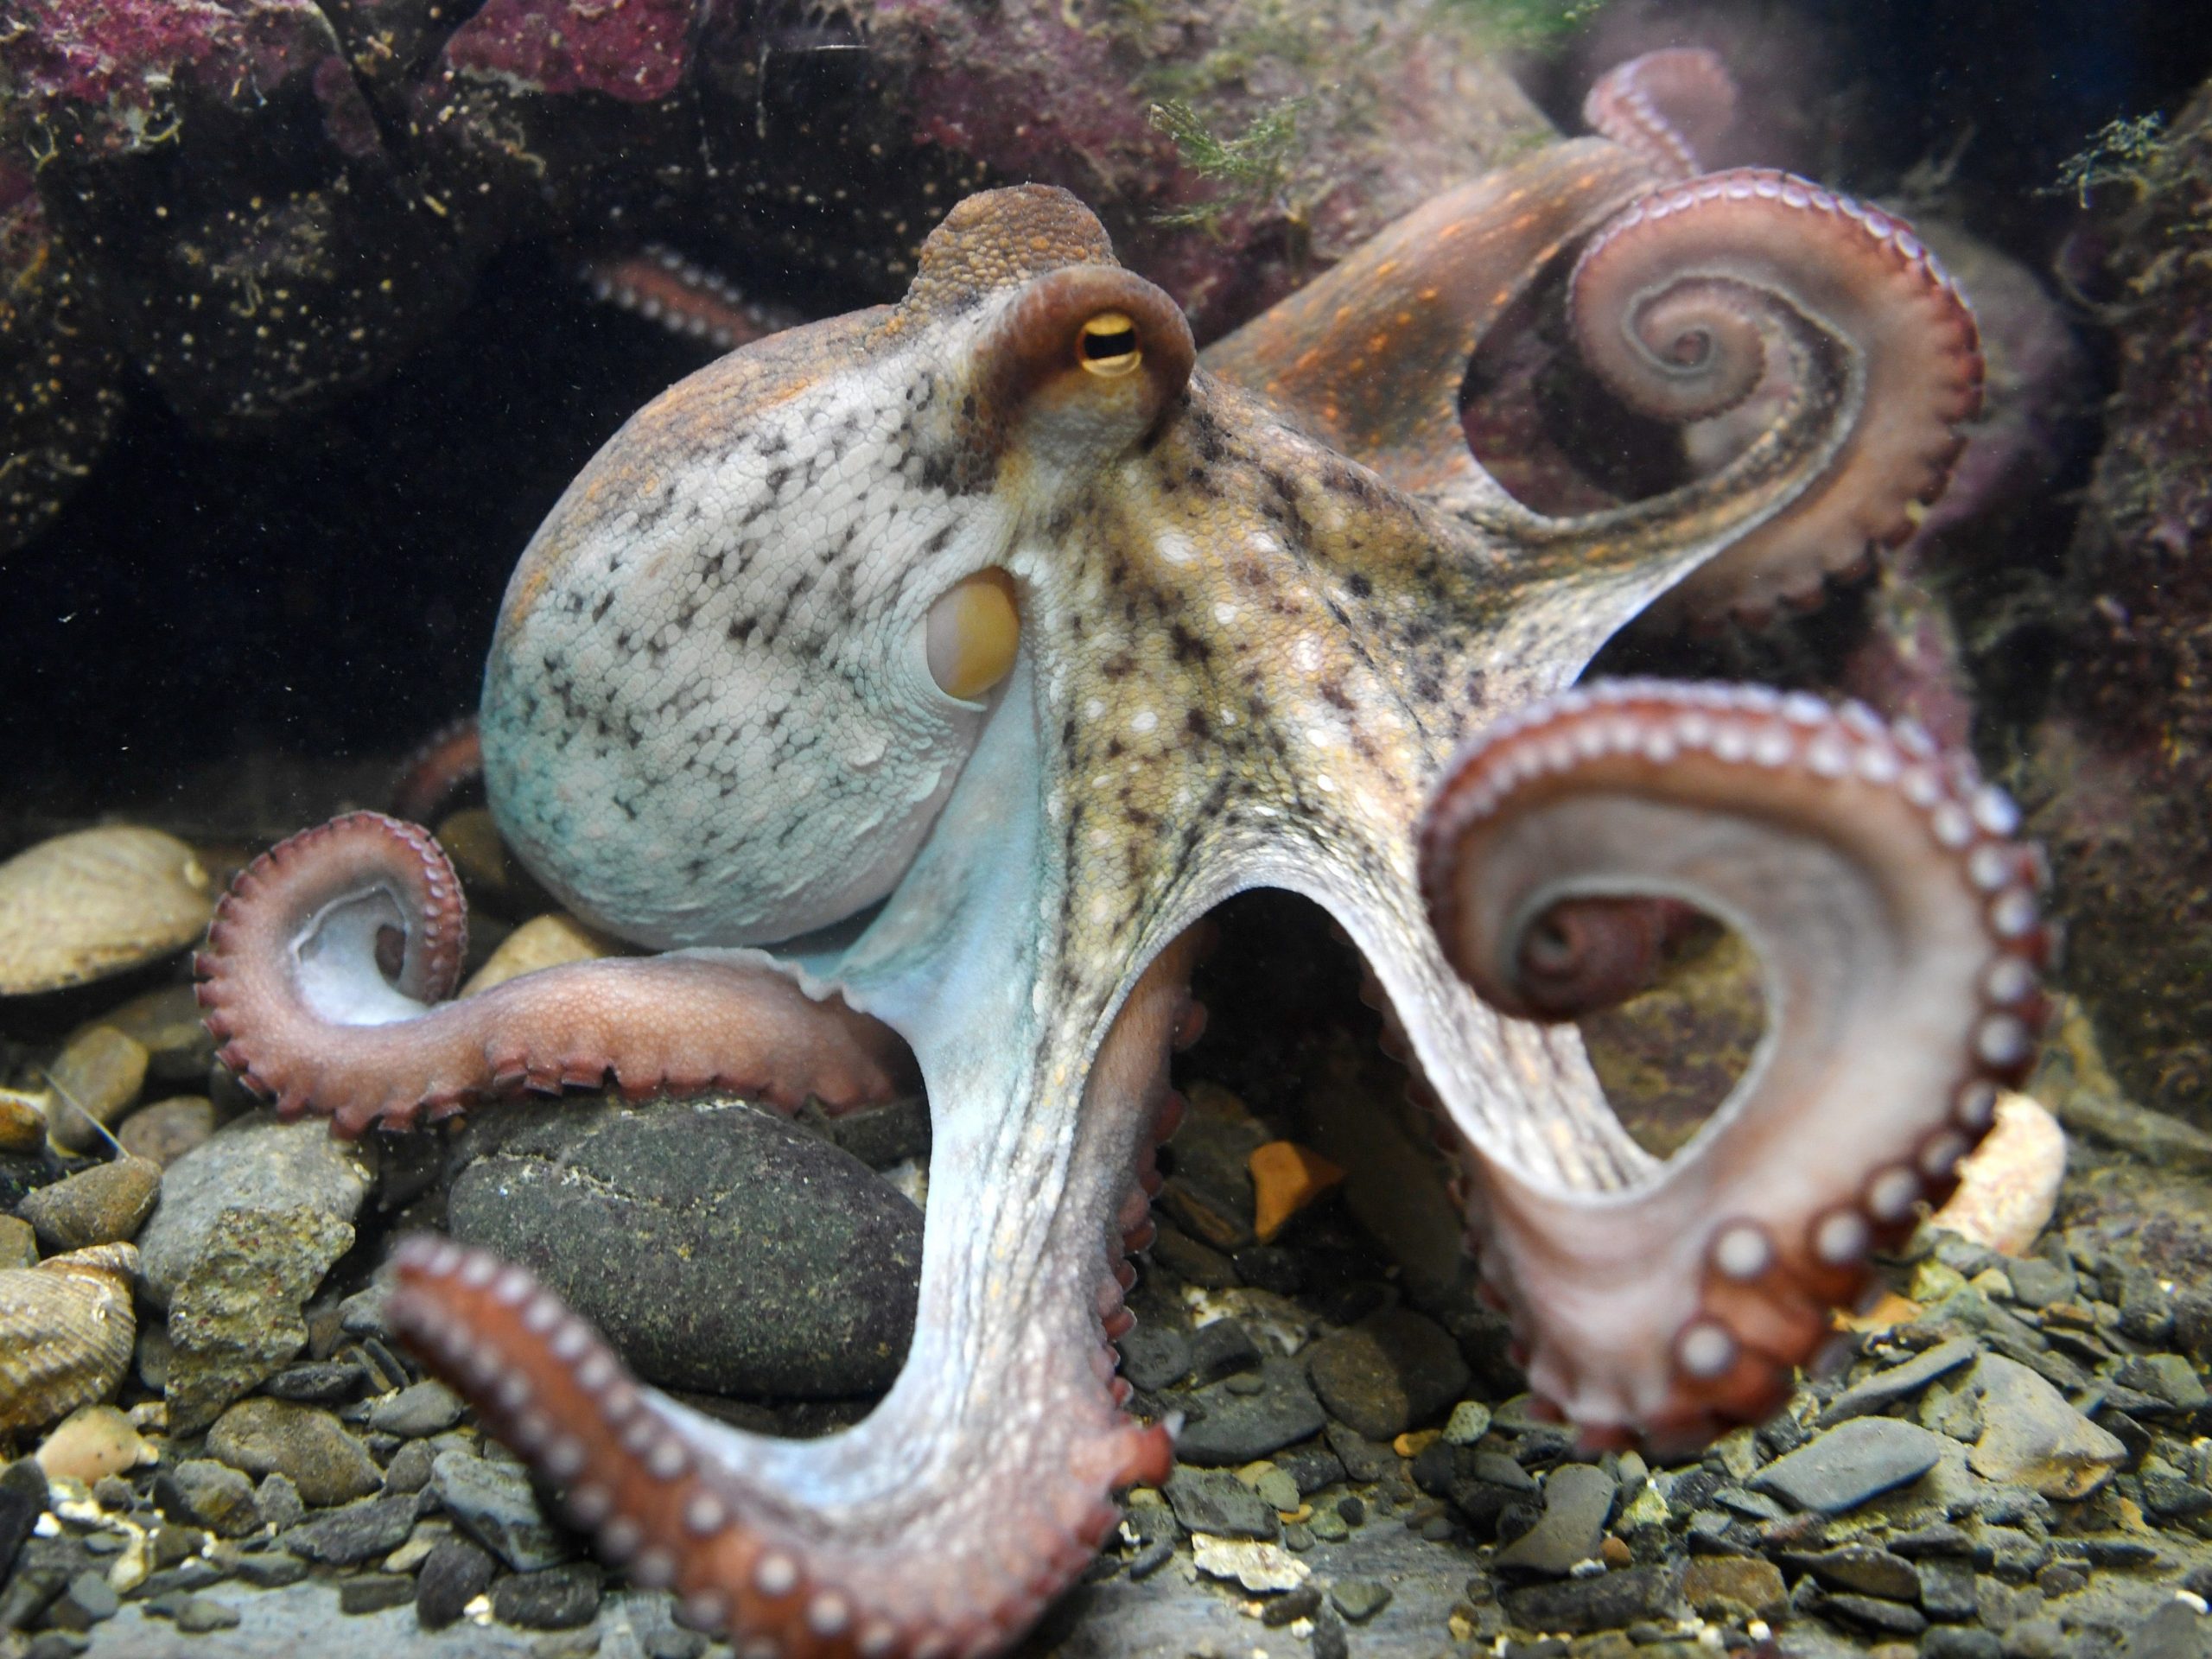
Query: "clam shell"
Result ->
[[0, 1243, 138, 1434], [0, 827, 213, 995]]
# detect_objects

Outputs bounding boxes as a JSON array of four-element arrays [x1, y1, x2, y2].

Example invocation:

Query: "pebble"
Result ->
[[1442, 1400, 1493, 1445], [1493, 1463, 1616, 1576], [1305, 1307, 1470, 1440], [264, 1360, 370, 1405], [207, 1397, 382, 1509], [1330, 1579, 1393, 1623], [1965, 1352, 2126, 1498], [338, 1574, 417, 1614], [448, 1098, 921, 1397], [280, 1492, 421, 1565], [431, 1449, 572, 1570], [0, 1090, 48, 1155], [1247, 1141, 1344, 1243], [1163, 1466, 1279, 1540], [491, 1562, 602, 1629], [368, 1379, 466, 1439], [416, 1535, 497, 1628], [1117, 1322, 1192, 1391], [43, 1570, 118, 1630], [173, 1595, 242, 1633], [1781, 1543, 1922, 1601], [458, 912, 615, 996], [1923, 1633, 2003, 1659], [232, 1552, 308, 1589], [0, 1216, 29, 1272], [93, 985, 218, 1085], [33, 1404, 149, 1485], [1188, 1535, 1308, 1592], [1501, 1561, 1682, 1635], [156, 1459, 264, 1537], [1751, 1416, 1948, 1513], [1817, 1335, 1980, 1427], [1185, 1318, 1262, 1385], [1170, 1355, 1328, 1465], [162, 1205, 359, 1433], [1325, 1422, 1400, 1483], [41, 1027, 149, 1154], [0, 1459, 51, 1568], [1682, 1556, 1787, 1622], [2114, 1353, 2211, 1414], [116, 1097, 218, 1168], [19, 1157, 161, 1252], [383, 1440, 436, 1496]]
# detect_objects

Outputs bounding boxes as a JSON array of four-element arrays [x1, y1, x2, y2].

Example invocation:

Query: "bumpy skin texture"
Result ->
[[197, 110, 2029, 1652]]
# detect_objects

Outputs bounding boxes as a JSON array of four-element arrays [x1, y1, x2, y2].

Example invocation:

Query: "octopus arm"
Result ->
[[1417, 681, 2050, 1453], [194, 813, 915, 1136]]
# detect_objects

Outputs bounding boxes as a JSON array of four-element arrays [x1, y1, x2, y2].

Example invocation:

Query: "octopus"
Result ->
[[195, 52, 2049, 1659]]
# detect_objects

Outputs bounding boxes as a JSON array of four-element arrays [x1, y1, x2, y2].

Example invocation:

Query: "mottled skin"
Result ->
[[198, 137, 2018, 1651]]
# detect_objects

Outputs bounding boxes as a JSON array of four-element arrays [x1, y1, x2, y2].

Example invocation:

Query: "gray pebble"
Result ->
[[337, 1574, 417, 1614], [1306, 1309, 1469, 1441], [416, 1535, 496, 1630], [1491, 1463, 1615, 1577], [1171, 1356, 1328, 1465], [1751, 1416, 1947, 1513], [173, 1596, 242, 1633], [430, 1449, 571, 1571], [1330, 1579, 1393, 1623], [1162, 1466, 1278, 1540], [490, 1562, 601, 1630], [369, 1379, 466, 1439], [277, 1492, 419, 1565], [1816, 1336, 1978, 1427]]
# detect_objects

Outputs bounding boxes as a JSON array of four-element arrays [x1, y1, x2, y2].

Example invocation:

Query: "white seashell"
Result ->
[[0, 827, 213, 995]]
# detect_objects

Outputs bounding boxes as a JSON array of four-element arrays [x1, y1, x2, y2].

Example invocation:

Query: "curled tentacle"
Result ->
[[385, 933, 1203, 1659], [194, 812, 914, 1137], [1568, 169, 1985, 626], [1582, 48, 1738, 181], [389, 717, 484, 825], [575, 244, 807, 354], [1418, 681, 2050, 1452]]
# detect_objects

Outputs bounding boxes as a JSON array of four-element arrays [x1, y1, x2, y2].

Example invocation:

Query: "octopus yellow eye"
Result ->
[[925, 568, 1020, 701], [1077, 312, 1141, 378]]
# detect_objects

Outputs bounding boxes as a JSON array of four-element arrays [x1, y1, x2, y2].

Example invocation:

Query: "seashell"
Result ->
[[1929, 1090, 2067, 1256], [0, 827, 213, 995], [0, 1243, 138, 1434]]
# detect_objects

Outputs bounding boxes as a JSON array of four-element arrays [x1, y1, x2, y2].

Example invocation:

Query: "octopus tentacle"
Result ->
[[1418, 681, 2050, 1452], [576, 245, 807, 354], [389, 716, 483, 824], [194, 813, 913, 1138], [1199, 138, 1656, 494], [1566, 169, 1985, 627], [1581, 48, 1738, 182], [384, 932, 1202, 1658]]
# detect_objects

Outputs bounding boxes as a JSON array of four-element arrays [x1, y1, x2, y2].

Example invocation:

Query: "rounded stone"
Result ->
[[18, 1157, 161, 1252], [1306, 1307, 1471, 1441], [205, 1397, 382, 1509], [447, 1097, 922, 1398], [116, 1097, 218, 1168]]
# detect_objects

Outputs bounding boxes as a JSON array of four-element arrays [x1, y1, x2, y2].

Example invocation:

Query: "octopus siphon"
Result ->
[[197, 52, 2050, 1659]]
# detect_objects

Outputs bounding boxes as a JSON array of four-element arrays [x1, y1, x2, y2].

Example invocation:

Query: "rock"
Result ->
[[1967, 1352, 2126, 1498], [1117, 1322, 1192, 1392], [0, 1090, 47, 1156], [1185, 1319, 1261, 1385], [1683, 1556, 1787, 1622], [255, 1471, 305, 1531], [1323, 1421, 1401, 1484], [1925, 1631, 2004, 1659], [172, 1594, 241, 1633], [368, 1379, 465, 1439], [1752, 1416, 1948, 1513], [1493, 1461, 1615, 1576], [1821, 1591, 1929, 1637], [1148, 1221, 1238, 1287], [263, 1361, 370, 1405], [155, 1459, 262, 1538], [19, 1158, 160, 1252], [417, 1534, 496, 1628], [2122, 1599, 2212, 1659], [41, 1027, 149, 1155], [32, 1405, 147, 1485], [162, 1205, 356, 1433], [383, 1441, 435, 1496], [1818, 1336, 1980, 1427], [206, 1398, 381, 1509], [1170, 1355, 1329, 1465], [448, 1097, 919, 1397], [1305, 1308, 1469, 1440], [0, 827, 212, 995], [2113, 1354, 2210, 1414], [0, 1217, 29, 1272], [1164, 1466, 1279, 1540], [44, 1568, 118, 1630], [430, 1449, 571, 1570], [1157, 1083, 1270, 1249], [458, 912, 618, 995], [116, 1099, 217, 1169], [279, 1493, 418, 1565], [337, 1574, 416, 1614], [1443, 1401, 1493, 1445], [1781, 1543, 1922, 1601], [0, 1457, 48, 1573], [1330, 1580, 1394, 1623], [136, 1111, 370, 1306], [1247, 1141, 1344, 1243], [491, 1562, 601, 1629], [91, 985, 217, 1086], [1188, 1535, 1307, 1593], [1503, 1561, 1683, 1633]]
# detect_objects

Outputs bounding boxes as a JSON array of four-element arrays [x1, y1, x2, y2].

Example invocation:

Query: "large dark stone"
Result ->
[[448, 1097, 921, 1398]]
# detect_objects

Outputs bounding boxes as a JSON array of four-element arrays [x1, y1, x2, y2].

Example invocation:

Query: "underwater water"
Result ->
[[3, 1, 2212, 1655]]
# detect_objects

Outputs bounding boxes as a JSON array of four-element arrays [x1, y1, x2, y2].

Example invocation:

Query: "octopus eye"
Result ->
[[925, 568, 1021, 700], [1077, 312, 1141, 378]]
